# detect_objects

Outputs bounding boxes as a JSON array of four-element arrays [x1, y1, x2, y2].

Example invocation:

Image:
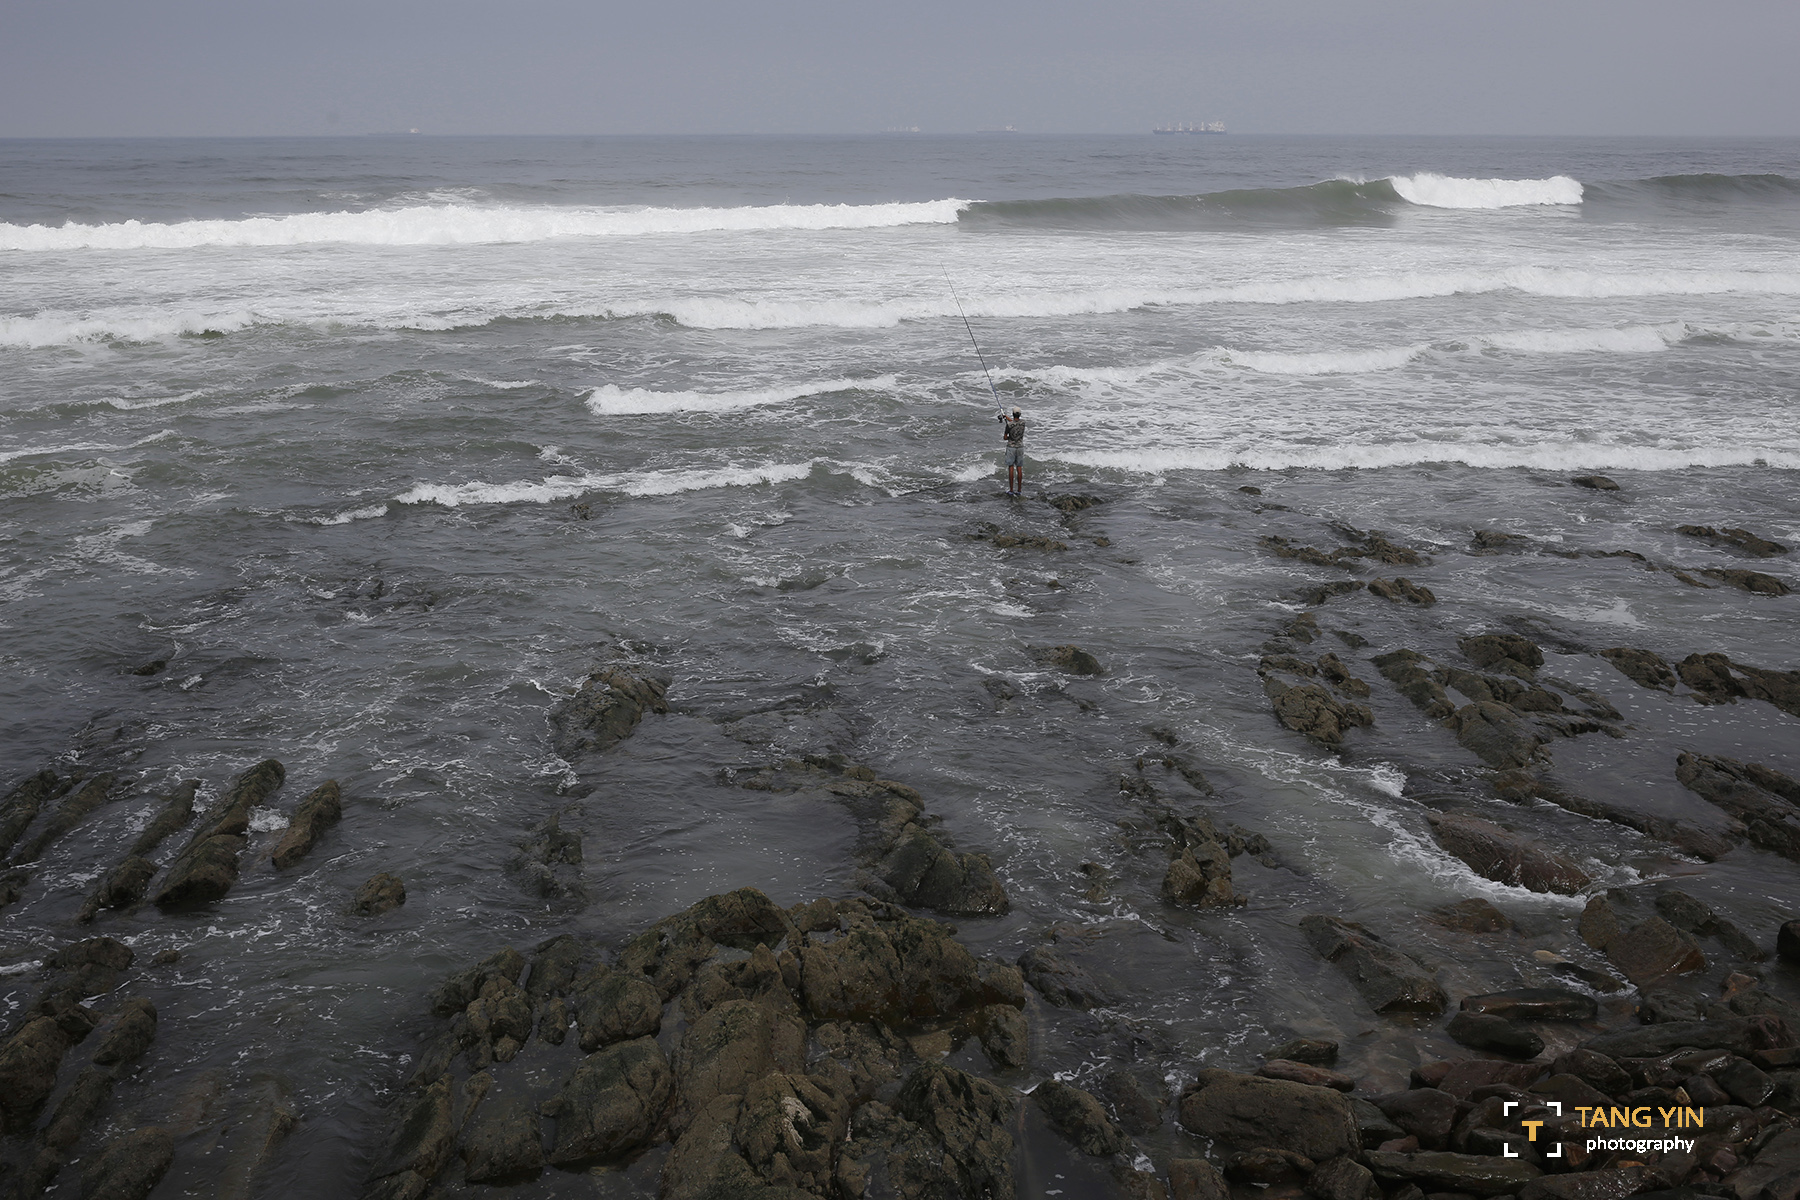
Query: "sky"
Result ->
[[3, 0, 1797, 138]]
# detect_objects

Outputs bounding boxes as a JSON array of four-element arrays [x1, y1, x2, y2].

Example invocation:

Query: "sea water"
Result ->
[[2, 135, 1798, 1195]]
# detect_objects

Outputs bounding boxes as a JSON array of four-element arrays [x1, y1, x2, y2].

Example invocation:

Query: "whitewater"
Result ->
[[3, 133, 1799, 1200]]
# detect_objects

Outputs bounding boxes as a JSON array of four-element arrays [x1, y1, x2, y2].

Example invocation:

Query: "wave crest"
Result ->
[[1388, 173, 1583, 209], [586, 376, 897, 415]]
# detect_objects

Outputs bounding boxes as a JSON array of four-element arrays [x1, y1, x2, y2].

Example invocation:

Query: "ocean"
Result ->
[[2, 134, 1798, 1197]]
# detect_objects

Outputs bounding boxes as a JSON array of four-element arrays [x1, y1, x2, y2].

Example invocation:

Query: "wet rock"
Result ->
[[1677, 753, 1800, 862], [430, 947, 526, 1017], [1269, 1037, 1340, 1065], [1017, 944, 1117, 1010], [1223, 1148, 1313, 1184], [672, 998, 805, 1133], [125, 781, 196, 857], [1169, 1158, 1230, 1200], [1364, 1149, 1541, 1196], [524, 934, 585, 1000], [1423, 1058, 1545, 1099], [369, 1074, 457, 1189], [736, 1072, 850, 1192], [1317, 652, 1372, 697], [352, 873, 406, 917], [1432, 899, 1511, 933], [1461, 989, 1596, 1022], [545, 1035, 672, 1164], [876, 827, 1010, 917], [0, 1016, 72, 1133], [812, 1021, 908, 1102], [1238, 485, 1263, 496], [1, 768, 68, 859], [13, 773, 119, 864], [572, 964, 662, 1051], [1780, 920, 1800, 964], [1604, 916, 1707, 986], [548, 667, 670, 759], [1098, 1070, 1163, 1135], [1447, 1011, 1544, 1059], [82, 1126, 175, 1200], [981, 528, 1068, 551], [1427, 814, 1590, 895], [1374, 649, 1456, 719], [1263, 678, 1374, 748], [1461, 634, 1545, 677], [1040, 644, 1104, 675], [1470, 530, 1534, 555], [154, 759, 286, 906], [1700, 568, 1791, 595], [1371, 1088, 1459, 1149], [1161, 814, 1238, 909], [1033, 1079, 1127, 1156], [800, 909, 1006, 1024], [972, 1003, 1028, 1070], [271, 780, 342, 869], [1178, 1068, 1359, 1160], [77, 855, 158, 923], [1549, 1049, 1631, 1096], [1677, 525, 1789, 558], [1678, 657, 1800, 718], [895, 1063, 1016, 1200], [1369, 577, 1438, 606], [1309, 1157, 1380, 1200], [92, 997, 157, 1064], [1299, 580, 1368, 606], [1445, 702, 1545, 770], [460, 1096, 542, 1182], [1301, 914, 1447, 1014], [1571, 475, 1620, 491], [1584, 1017, 1796, 1059], [1046, 493, 1105, 513], [1655, 889, 1766, 961], [1259, 1059, 1355, 1091]]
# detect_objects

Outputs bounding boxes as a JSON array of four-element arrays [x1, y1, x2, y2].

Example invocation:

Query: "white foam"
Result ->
[[1224, 345, 1426, 375], [1390, 173, 1584, 209], [1481, 324, 1681, 354], [0, 199, 969, 252], [586, 375, 897, 415], [1049, 442, 1800, 474], [395, 461, 822, 508], [0, 311, 257, 347], [297, 504, 391, 526], [0, 430, 176, 465]]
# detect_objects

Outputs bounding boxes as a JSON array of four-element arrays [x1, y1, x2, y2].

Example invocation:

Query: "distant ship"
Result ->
[[1153, 122, 1226, 135]]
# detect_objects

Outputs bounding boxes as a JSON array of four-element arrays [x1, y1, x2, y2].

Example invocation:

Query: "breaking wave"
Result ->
[[0, 199, 968, 252], [586, 376, 897, 416], [1049, 442, 1800, 474], [1388, 173, 1583, 208], [394, 461, 824, 508]]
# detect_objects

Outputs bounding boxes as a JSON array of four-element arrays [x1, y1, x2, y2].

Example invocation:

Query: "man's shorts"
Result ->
[[1004, 444, 1024, 467]]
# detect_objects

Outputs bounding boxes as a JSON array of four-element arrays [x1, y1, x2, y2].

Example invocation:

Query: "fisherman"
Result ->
[[998, 406, 1026, 496]]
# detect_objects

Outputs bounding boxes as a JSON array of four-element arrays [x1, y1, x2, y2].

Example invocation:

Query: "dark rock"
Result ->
[[812, 1022, 907, 1102], [13, 773, 120, 864], [1584, 1017, 1796, 1059], [1655, 890, 1766, 961], [799, 908, 1006, 1023], [972, 1003, 1027, 1070], [271, 780, 342, 869], [430, 947, 525, 1016], [1571, 475, 1620, 491], [1169, 1159, 1230, 1200], [1270, 1037, 1340, 1065], [1428, 814, 1591, 895], [43, 1063, 114, 1156], [1447, 1012, 1545, 1060], [1033, 1079, 1127, 1156], [1530, 1073, 1613, 1112], [1047, 493, 1105, 513], [154, 759, 286, 906], [370, 1074, 457, 1183], [548, 667, 670, 759], [671, 998, 805, 1133], [77, 855, 158, 923], [126, 781, 196, 857], [1098, 1070, 1163, 1135], [352, 873, 406, 917], [1178, 1069, 1359, 1160], [545, 1036, 672, 1164], [1264, 678, 1374, 748], [896, 1063, 1016, 1200], [1309, 1157, 1380, 1200], [1445, 703, 1546, 770], [1364, 1150, 1541, 1196], [1299, 580, 1369, 606], [1161, 812, 1237, 908], [1520, 1168, 1646, 1200], [572, 965, 662, 1051], [1461, 634, 1545, 676], [0, 1016, 72, 1133], [92, 998, 157, 1064], [460, 1097, 542, 1182], [1605, 916, 1707, 985], [524, 934, 585, 1000], [1370, 577, 1438, 606], [1699, 568, 1790, 595], [1238, 486, 1263, 496], [1372, 1088, 1459, 1150], [1462, 989, 1597, 1022], [81, 1126, 175, 1200], [877, 827, 1010, 916], [1259, 1059, 1356, 1091], [1301, 914, 1447, 1014], [1017, 944, 1117, 1010], [1780, 920, 1800, 964], [1042, 644, 1104, 675], [0, 769, 67, 859], [1429, 1060, 1545, 1099], [1677, 525, 1789, 558], [1599, 647, 1676, 690], [1433, 899, 1511, 933], [1713, 1057, 1774, 1107], [1374, 649, 1456, 719], [1223, 1148, 1313, 1184], [1677, 752, 1800, 862], [1549, 1049, 1631, 1096]]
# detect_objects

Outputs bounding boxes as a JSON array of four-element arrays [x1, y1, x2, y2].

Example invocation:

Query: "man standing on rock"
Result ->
[[998, 406, 1026, 496]]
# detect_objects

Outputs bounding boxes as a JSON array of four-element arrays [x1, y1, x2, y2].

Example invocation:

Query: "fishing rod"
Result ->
[[942, 269, 1004, 407]]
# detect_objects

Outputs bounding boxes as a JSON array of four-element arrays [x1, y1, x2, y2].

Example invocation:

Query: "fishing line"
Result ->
[[942, 268, 1003, 406]]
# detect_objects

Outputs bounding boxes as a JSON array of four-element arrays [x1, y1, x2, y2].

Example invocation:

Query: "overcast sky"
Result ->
[[4, 0, 1797, 138]]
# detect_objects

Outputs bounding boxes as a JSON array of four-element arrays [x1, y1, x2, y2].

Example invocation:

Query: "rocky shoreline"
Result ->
[[2, 475, 1798, 1200]]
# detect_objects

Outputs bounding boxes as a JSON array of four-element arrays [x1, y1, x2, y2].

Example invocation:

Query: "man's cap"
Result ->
[[1012, 408, 1021, 416]]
